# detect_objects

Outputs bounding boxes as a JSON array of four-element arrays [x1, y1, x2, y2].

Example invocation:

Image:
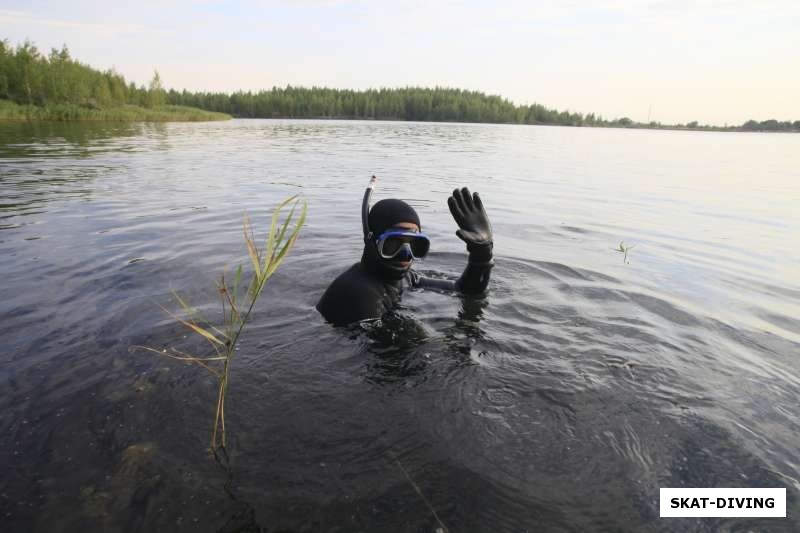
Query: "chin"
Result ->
[[395, 260, 412, 269]]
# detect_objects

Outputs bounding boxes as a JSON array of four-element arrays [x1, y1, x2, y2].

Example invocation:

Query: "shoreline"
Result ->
[[0, 101, 231, 123], [2, 104, 796, 133], [222, 115, 800, 133]]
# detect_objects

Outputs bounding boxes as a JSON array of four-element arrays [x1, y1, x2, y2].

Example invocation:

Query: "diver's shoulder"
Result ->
[[317, 262, 384, 324], [323, 263, 371, 292], [338, 262, 370, 281]]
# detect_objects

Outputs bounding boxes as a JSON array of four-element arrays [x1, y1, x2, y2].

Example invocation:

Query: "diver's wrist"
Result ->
[[466, 241, 493, 263]]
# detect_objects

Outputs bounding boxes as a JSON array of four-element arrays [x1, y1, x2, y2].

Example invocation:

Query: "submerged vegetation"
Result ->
[[614, 241, 636, 264], [136, 197, 307, 451], [0, 39, 229, 121]]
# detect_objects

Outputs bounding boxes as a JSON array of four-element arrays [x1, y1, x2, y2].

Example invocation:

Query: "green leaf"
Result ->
[[171, 289, 227, 339], [264, 195, 298, 273], [243, 213, 262, 278], [274, 200, 298, 249], [265, 199, 307, 278], [232, 264, 242, 304], [158, 304, 227, 346]]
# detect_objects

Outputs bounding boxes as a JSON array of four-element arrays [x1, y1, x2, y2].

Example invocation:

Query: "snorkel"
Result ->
[[360, 175, 422, 279], [362, 175, 377, 244]]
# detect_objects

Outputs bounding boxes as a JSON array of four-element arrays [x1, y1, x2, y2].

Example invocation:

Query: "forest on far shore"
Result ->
[[1, 38, 797, 131], [166, 86, 799, 131], [0, 40, 228, 121]]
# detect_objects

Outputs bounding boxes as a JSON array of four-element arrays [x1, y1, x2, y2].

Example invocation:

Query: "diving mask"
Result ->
[[375, 230, 430, 260]]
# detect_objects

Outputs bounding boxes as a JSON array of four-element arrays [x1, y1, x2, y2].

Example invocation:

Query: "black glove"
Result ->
[[447, 187, 493, 263]]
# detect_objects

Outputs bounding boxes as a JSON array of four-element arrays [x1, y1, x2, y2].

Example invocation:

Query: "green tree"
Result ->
[[146, 70, 166, 108]]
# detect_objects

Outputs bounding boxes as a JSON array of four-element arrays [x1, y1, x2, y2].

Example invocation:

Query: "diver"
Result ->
[[316, 175, 494, 325]]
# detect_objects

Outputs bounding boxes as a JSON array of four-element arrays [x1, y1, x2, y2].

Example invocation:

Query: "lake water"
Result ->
[[1, 119, 798, 532]]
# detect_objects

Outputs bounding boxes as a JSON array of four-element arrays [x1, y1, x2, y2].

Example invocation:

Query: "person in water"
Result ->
[[316, 176, 494, 325]]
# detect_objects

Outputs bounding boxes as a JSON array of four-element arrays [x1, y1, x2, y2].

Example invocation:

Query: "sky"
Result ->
[[1, 0, 798, 125]]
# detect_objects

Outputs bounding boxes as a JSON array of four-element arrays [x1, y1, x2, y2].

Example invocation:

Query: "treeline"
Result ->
[[166, 86, 610, 126], [2, 38, 797, 130], [741, 119, 800, 132], [669, 119, 800, 132], [166, 87, 800, 132], [0, 39, 167, 109]]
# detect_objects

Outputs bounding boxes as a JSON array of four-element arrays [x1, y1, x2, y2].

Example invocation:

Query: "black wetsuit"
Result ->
[[317, 186, 494, 326], [316, 247, 493, 326]]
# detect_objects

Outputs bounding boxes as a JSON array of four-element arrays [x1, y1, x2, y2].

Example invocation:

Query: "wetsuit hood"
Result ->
[[367, 199, 421, 236], [362, 199, 421, 280]]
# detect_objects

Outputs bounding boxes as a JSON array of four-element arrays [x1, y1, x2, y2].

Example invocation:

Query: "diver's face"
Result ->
[[389, 222, 420, 268]]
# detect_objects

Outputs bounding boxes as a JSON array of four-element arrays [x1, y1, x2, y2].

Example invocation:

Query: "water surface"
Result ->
[[1, 119, 799, 532]]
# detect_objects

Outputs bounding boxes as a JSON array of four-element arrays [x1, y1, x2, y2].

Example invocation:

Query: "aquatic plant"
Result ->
[[0, 100, 230, 122], [137, 196, 306, 451], [614, 241, 635, 264]]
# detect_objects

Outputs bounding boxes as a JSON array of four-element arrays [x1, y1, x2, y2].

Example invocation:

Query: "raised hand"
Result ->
[[447, 187, 493, 247]]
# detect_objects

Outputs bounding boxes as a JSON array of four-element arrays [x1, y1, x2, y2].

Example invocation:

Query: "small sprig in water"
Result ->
[[136, 195, 307, 452], [614, 241, 635, 264]]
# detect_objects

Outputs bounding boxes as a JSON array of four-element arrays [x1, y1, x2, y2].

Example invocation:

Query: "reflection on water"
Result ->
[[0, 122, 169, 229], [0, 119, 799, 531]]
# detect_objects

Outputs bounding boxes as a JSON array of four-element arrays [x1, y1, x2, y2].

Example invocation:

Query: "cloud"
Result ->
[[0, 9, 165, 38]]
